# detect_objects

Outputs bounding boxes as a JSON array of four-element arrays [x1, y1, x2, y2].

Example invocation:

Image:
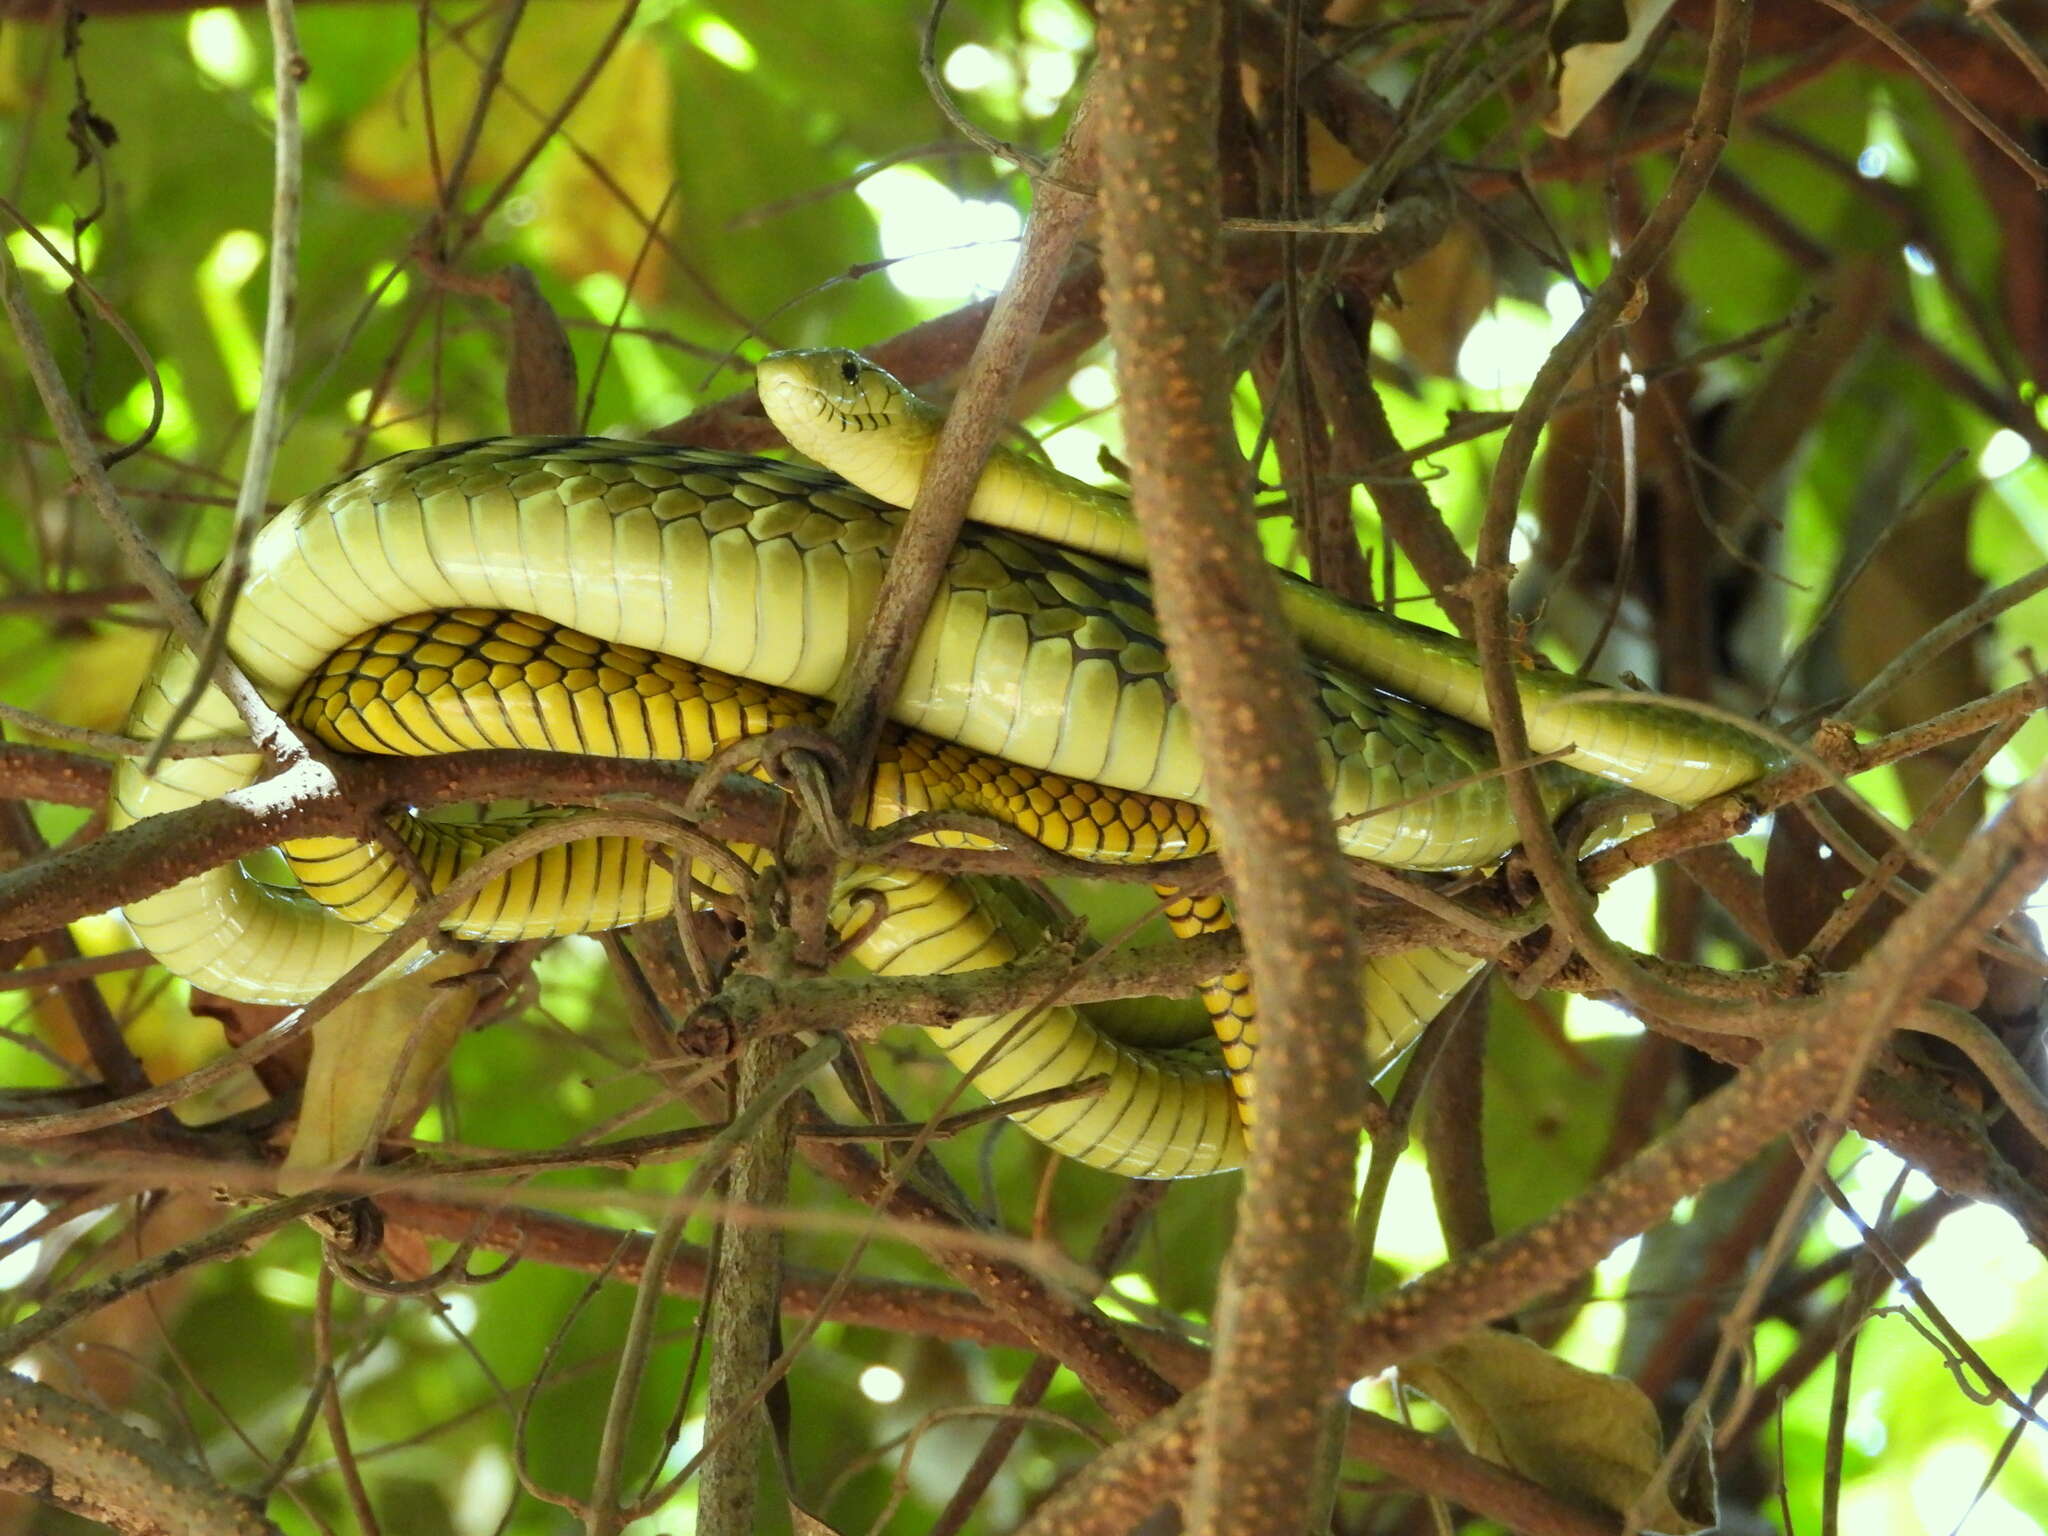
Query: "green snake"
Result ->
[[109, 349, 1780, 1178]]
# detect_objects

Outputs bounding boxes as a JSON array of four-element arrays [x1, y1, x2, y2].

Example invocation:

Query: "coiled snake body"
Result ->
[[111, 353, 1778, 1178]]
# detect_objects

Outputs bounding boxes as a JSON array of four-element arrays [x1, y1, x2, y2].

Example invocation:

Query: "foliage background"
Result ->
[[1, 1, 2046, 1533]]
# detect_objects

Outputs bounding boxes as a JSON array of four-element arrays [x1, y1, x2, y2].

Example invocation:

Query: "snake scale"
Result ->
[[110, 349, 1779, 1178]]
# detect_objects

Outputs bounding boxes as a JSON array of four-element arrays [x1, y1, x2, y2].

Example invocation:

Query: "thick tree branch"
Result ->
[[0, 742, 1228, 943], [1097, 5, 1370, 1530], [0, 1372, 282, 1536]]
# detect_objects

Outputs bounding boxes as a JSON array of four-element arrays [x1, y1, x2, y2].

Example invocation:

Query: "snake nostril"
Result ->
[[839, 357, 860, 386]]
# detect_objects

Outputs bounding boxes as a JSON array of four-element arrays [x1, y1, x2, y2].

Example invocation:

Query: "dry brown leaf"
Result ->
[[1762, 804, 1856, 958], [501, 263, 581, 434], [1532, 351, 1627, 589], [1708, 255, 1894, 541], [789, 1503, 851, 1536], [1840, 487, 1990, 860]]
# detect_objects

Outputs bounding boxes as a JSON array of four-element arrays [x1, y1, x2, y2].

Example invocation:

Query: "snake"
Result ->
[[109, 351, 1780, 1178]]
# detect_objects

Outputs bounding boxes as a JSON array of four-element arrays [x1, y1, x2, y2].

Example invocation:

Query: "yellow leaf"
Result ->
[[32, 626, 162, 735], [24, 915, 238, 1096], [0, 25, 29, 116], [1380, 219, 1495, 378], [531, 32, 674, 298], [343, 0, 673, 294]]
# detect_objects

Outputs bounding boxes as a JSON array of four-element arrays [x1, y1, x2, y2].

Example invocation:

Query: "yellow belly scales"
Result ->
[[110, 438, 1538, 1176], [280, 608, 1458, 1166]]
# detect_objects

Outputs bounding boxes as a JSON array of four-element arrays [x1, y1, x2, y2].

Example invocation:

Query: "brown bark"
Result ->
[[1096, 4, 1372, 1530], [0, 1374, 281, 1536], [691, 1036, 803, 1536]]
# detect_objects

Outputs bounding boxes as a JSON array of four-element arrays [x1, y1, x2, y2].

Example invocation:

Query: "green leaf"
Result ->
[[279, 954, 484, 1192], [1404, 1328, 1716, 1531], [1479, 992, 1630, 1236]]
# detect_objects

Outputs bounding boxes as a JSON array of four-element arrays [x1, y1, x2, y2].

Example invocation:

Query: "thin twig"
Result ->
[[313, 1266, 381, 1536], [0, 202, 166, 465], [1800, 1144, 2047, 1431], [0, 233, 297, 756], [0, 947, 150, 993], [1806, 0, 2048, 190], [0, 1190, 341, 1363], [919, 0, 1047, 177], [0, 700, 253, 760], [1466, 0, 1752, 1023], [143, 0, 305, 771], [1969, 3, 2048, 100]]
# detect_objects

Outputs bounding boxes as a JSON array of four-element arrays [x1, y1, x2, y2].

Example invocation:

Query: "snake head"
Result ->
[[756, 347, 940, 507]]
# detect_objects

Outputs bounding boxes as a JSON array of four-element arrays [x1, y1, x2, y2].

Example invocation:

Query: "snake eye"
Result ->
[[839, 357, 861, 386]]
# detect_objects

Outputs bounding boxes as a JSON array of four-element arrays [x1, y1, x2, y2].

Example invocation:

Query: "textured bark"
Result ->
[[1096, 4, 1371, 1530], [694, 1036, 802, 1536], [0, 1372, 282, 1535], [1012, 1392, 1204, 1536]]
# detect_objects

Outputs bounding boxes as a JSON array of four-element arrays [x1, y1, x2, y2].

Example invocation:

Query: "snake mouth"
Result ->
[[758, 350, 899, 440], [782, 382, 886, 437], [753, 359, 815, 414]]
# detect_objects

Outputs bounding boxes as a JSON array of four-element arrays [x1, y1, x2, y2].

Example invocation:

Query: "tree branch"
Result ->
[[1097, 4, 1371, 1529], [1347, 751, 2048, 1380], [0, 1372, 282, 1536]]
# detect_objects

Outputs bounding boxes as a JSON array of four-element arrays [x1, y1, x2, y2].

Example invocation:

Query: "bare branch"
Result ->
[[1098, 5, 1370, 1529], [0, 1371, 283, 1535]]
